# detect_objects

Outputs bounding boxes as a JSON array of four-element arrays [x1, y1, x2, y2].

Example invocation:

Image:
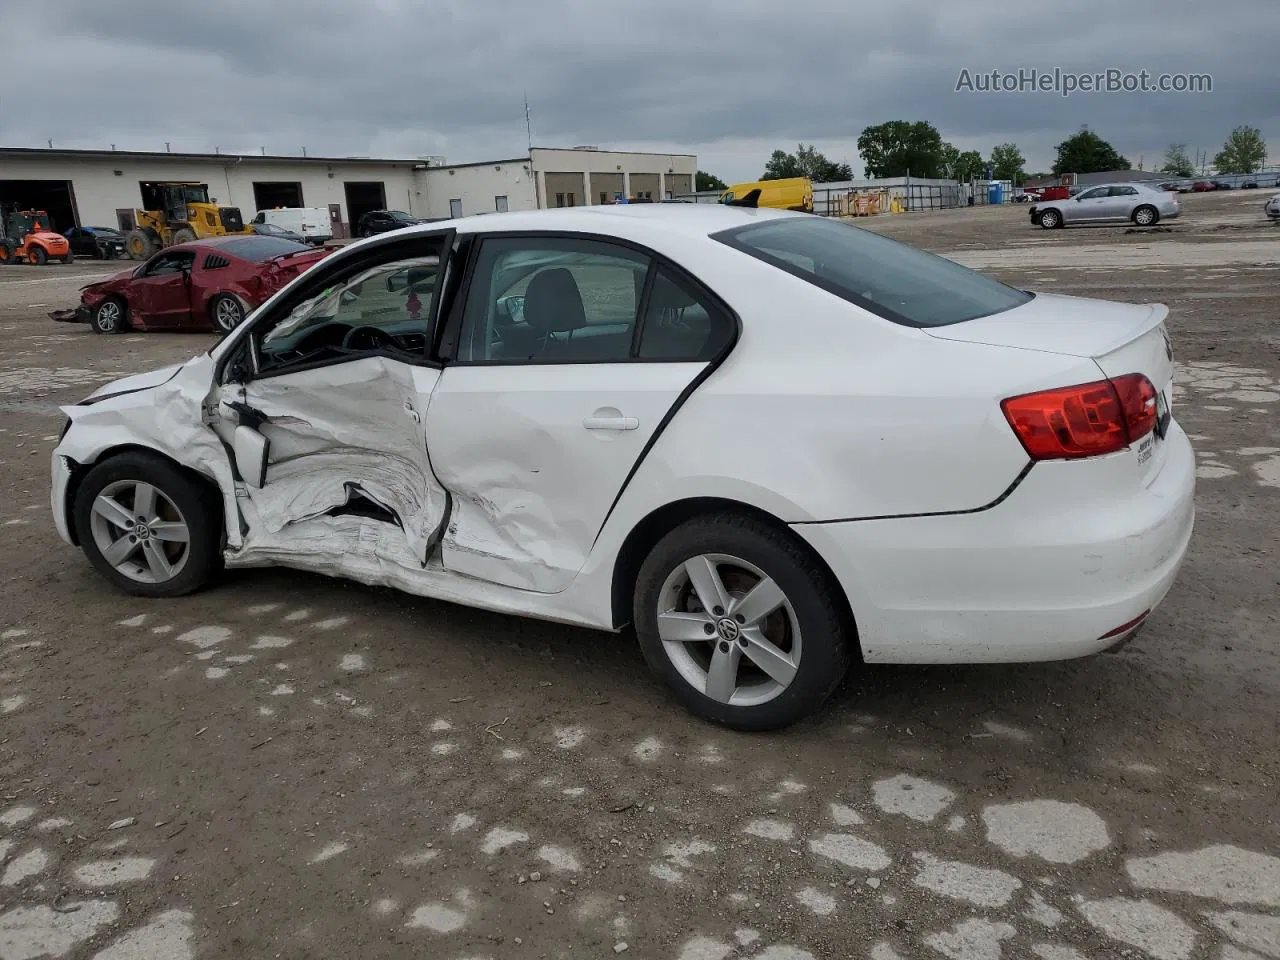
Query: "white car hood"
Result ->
[[80, 361, 187, 403], [924, 292, 1167, 358]]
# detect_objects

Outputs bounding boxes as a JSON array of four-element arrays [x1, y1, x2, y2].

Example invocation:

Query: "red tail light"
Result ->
[[1001, 373, 1157, 460]]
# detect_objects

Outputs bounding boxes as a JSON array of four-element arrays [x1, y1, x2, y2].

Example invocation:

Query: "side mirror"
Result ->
[[495, 294, 525, 327]]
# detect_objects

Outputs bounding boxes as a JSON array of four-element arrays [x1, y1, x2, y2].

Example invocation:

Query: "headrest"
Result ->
[[523, 267, 586, 334]]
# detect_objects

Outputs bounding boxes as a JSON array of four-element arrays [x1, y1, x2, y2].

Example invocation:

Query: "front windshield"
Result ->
[[714, 215, 1032, 328], [389, 210, 413, 221]]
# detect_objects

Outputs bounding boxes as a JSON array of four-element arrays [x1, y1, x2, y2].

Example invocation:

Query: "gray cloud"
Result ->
[[2, 0, 1277, 180]]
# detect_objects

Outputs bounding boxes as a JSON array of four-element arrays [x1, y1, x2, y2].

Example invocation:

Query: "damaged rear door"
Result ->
[[427, 233, 737, 594], [212, 230, 455, 573]]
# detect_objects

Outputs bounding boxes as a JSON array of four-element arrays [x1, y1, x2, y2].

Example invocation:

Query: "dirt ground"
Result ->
[[1, 189, 1277, 960]]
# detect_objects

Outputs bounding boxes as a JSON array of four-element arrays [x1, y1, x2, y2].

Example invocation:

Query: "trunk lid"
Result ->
[[928, 292, 1176, 483]]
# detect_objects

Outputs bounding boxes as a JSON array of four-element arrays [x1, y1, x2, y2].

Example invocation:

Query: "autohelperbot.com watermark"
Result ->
[[955, 68, 1212, 97]]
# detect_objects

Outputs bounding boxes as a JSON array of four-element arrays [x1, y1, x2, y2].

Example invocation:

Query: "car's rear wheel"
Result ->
[[209, 294, 245, 334], [72, 452, 223, 598], [633, 514, 853, 731], [1038, 208, 1061, 229], [91, 297, 127, 334], [1132, 205, 1159, 226]]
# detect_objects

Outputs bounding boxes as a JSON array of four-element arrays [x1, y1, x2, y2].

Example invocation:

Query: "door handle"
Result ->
[[583, 415, 638, 431]]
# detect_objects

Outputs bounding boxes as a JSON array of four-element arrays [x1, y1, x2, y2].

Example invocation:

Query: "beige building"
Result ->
[[0, 145, 697, 237]]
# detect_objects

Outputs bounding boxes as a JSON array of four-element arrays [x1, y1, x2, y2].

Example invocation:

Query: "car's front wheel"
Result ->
[[633, 514, 853, 731], [72, 452, 223, 598], [91, 297, 127, 334], [1132, 205, 1159, 226], [1038, 208, 1062, 229]]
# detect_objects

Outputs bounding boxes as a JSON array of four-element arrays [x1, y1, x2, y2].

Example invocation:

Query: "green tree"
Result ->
[[942, 145, 985, 181], [761, 143, 853, 182], [988, 142, 1026, 182], [1051, 130, 1130, 175], [857, 121, 948, 178], [696, 170, 727, 192], [1213, 125, 1267, 174], [1160, 144, 1196, 177]]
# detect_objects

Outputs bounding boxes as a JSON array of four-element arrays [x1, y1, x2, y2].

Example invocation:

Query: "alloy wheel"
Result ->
[[88, 480, 191, 584], [95, 301, 121, 332], [214, 297, 243, 332], [656, 553, 802, 707]]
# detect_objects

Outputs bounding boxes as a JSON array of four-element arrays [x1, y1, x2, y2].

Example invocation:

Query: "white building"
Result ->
[[0, 145, 696, 237]]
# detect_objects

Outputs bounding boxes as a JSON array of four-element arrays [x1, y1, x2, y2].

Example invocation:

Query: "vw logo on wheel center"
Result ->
[[716, 617, 741, 643]]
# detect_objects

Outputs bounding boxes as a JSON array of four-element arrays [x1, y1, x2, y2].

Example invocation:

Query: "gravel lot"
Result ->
[[1, 190, 1277, 960]]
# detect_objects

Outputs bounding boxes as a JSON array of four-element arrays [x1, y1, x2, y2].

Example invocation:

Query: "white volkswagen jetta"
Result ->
[[50, 204, 1195, 730]]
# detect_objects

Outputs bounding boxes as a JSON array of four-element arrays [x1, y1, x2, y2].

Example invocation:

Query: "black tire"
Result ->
[[209, 293, 245, 334], [126, 229, 157, 261], [170, 227, 197, 245], [72, 452, 223, 598], [1038, 208, 1061, 229], [64, 249, 75, 264], [0, 240, 13, 264], [91, 297, 128, 335], [632, 513, 853, 731], [29, 246, 48, 265], [1132, 205, 1159, 227]]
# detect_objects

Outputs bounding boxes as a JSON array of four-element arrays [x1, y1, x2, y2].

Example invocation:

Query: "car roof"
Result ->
[[403, 203, 804, 241]]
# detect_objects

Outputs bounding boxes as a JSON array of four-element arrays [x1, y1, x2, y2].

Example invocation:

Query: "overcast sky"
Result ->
[[3, 0, 1277, 182]]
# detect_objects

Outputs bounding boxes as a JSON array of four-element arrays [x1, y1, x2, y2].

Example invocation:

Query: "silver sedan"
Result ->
[[1031, 183, 1180, 229], [1265, 193, 1280, 221]]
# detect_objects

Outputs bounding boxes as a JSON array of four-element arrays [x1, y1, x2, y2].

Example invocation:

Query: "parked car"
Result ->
[[251, 221, 306, 243], [1242, 180, 1259, 189], [49, 206, 1194, 730], [64, 226, 128, 260], [1212, 180, 1234, 190], [1265, 193, 1280, 221], [1192, 181, 1216, 192], [356, 209, 426, 237], [252, 207, 332, 244], [1030, 182, 1180, 229], [51, 235, 331, 335]]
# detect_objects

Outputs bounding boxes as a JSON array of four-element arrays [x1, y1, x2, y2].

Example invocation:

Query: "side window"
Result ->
[[252, 243, 447, 375], [1078, 187, 1107, 200], [1111, 186, 1138, 196], [637, 267, 734, 362], [143, 252, 193, 277], [455, 237, 649, 364]]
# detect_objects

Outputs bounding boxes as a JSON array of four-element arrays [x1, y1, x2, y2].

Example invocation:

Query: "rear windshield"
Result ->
[[712, 215, 1032, 328], [217, 236, 312, 262]]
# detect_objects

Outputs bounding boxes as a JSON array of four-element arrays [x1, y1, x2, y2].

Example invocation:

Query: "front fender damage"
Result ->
[[58, 355, 243, 548]]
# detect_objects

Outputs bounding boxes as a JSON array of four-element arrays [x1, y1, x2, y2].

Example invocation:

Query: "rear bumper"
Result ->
[[794, 422, 1196, 664]]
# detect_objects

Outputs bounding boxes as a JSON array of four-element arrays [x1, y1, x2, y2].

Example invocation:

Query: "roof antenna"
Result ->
[[724, 188, 761, 208]]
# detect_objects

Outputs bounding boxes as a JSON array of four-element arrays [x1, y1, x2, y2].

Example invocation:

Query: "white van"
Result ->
[[251, 207, 332, 244]]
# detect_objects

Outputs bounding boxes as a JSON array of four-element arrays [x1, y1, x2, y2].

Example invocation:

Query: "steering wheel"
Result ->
[[341, 325, 398, 351]]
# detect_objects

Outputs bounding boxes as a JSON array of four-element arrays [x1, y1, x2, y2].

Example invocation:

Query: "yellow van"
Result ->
[[719, 177, 813, 212]]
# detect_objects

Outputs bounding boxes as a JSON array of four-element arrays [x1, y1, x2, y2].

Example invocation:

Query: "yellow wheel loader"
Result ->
[[125, 182, 252, 260]]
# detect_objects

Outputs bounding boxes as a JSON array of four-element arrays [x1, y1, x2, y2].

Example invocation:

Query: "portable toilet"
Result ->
[[988, 182, 1004, 204]]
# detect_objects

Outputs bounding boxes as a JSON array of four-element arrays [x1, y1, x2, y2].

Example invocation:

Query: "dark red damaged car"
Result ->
[[51, 235, 333, 335]]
